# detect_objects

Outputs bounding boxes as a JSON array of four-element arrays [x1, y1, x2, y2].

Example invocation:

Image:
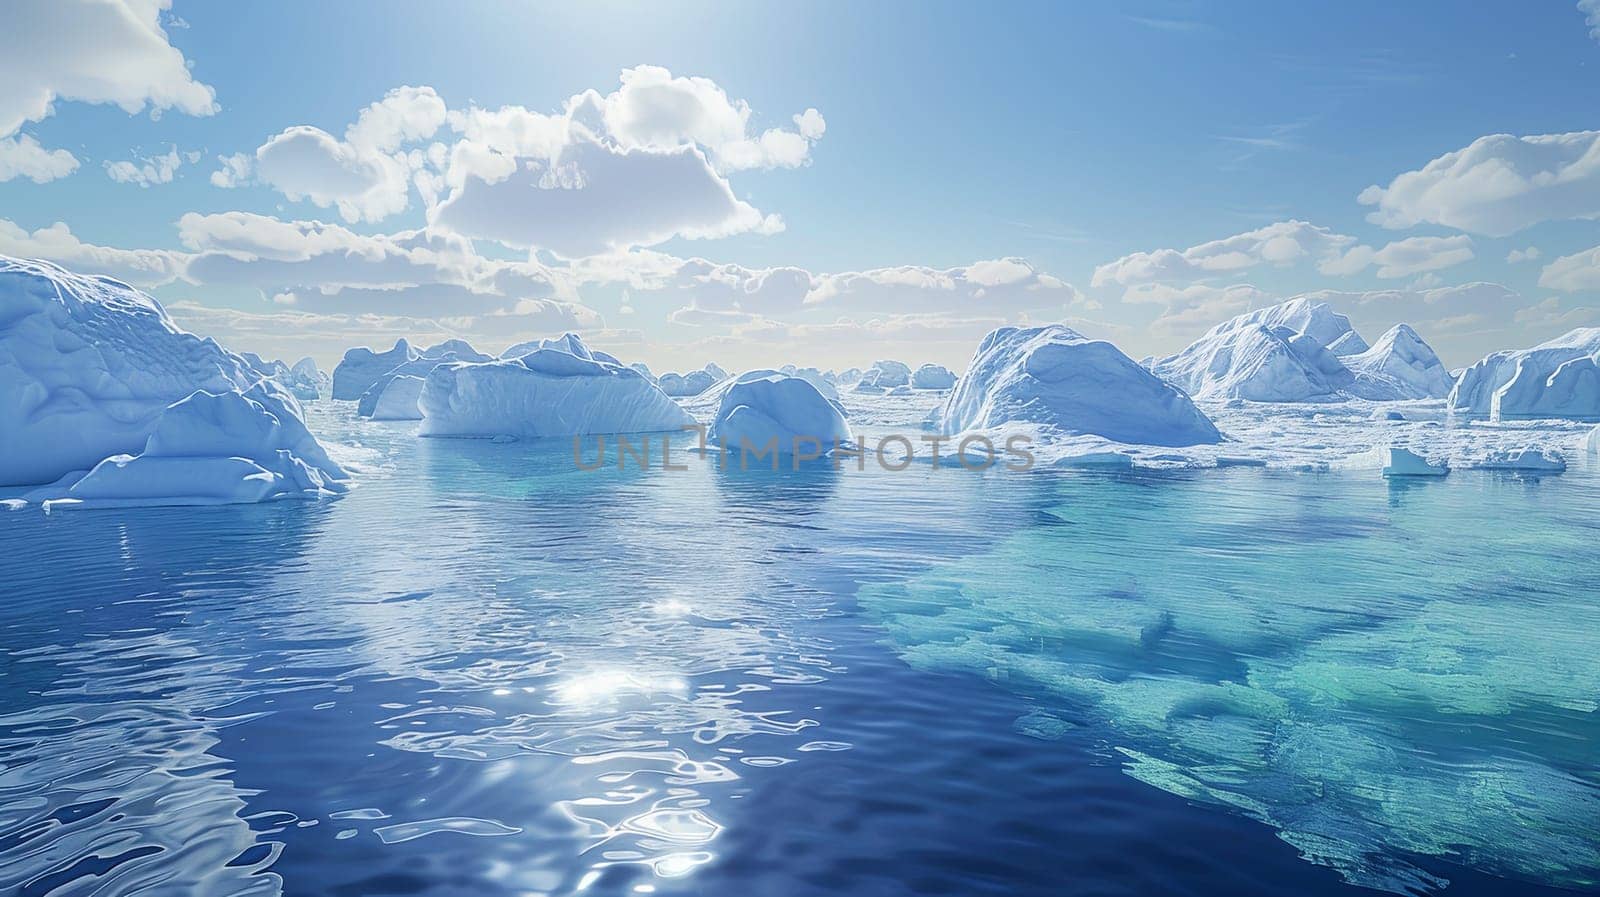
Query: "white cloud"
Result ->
[[0, 218, 183, 286], [177, 210, 568, 315], [210, 152, 253, 188], [432, 135, 781, 257], [805, 258, 1085, 314], [1092, 220, 1358, 286], [1359, 131, 1600, 236], [0, 0, 215, 180], [1581, 0, 1600, 43], [104, 145, 195, 187], [583, 65, 824, 172], [1538, 243, 1600, 292], [0, 134, 79, 183], [252, 86, 445, 223], [1321, 234, 1475, 279], [1507, 246, 1542, 264]]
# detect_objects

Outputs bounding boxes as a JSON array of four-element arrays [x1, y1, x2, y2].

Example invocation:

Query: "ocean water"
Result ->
[[2, 407, 1597, 896]]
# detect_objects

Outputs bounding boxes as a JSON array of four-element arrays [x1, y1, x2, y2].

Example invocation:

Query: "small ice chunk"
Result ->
[[1380, 447, 1448, 478]]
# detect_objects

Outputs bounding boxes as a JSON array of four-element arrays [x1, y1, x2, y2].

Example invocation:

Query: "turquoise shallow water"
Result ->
[[1, 405, 1597, 896]]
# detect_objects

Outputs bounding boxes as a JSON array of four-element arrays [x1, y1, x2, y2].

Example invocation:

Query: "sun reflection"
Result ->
[[552, 670, 689, 707]]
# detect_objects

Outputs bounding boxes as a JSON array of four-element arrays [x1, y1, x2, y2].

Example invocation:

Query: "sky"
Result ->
[[3, 0, 1600, 372]]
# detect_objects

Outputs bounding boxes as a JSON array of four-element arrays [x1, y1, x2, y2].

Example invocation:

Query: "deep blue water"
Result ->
[[2, 408, 1597, 896]]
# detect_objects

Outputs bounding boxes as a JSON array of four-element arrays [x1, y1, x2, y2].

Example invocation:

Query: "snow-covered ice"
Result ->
[[333, 339, 418, 400], [657, 364, 725, 397], [1448, 327, 1600, 418], [941, 324, 1222, 447], [861, 359, 911, 389], [242, 352, 328, 400], [355, 342, 488, 417], [0, 256, 343, 503], [418, 333, 693, 439], [45, 384, 348, 509], [705, 370, 852, 457], [1343, 324, 1454, 400], [912, 363, 957, 390]]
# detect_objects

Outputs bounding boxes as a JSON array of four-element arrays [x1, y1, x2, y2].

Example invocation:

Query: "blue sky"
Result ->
[[4, 0, 1600, 370]]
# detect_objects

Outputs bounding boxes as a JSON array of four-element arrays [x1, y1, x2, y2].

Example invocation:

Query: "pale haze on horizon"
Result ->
[[3, 0, 1600, 373]]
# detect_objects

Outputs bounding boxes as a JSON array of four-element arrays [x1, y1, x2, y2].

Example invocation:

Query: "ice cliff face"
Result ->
[[0, 255, 346, 503], [418, 332, 693, 438], [707, 370, 852, 456], [941, 324, 1222, 447], [333, 339, 418, 400], [1449, 328, 1600, 419]]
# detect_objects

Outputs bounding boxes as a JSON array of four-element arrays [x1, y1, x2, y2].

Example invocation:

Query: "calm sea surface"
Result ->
[[3, 405, 1597, 896]]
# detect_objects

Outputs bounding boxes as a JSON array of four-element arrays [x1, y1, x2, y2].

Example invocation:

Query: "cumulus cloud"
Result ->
[[177, 210, 569, 315], [0, 134, 79, 183], [432, 136, 780, 257], [1359, 131, 1600, 236], [251, 86, 445, 222], [210, 152, 253, 188], [1582, 0, 1600, 43], [0, 218, 184, 286], [1092, 220, 1358, 286], [1320, 234, 1475, 279], [1121, 282, 1270, 337], [1506, 246, 1541, 264], [1538, 243, 1600, 292], [0, 0, 215, 181], [104, 145, 197, 187]]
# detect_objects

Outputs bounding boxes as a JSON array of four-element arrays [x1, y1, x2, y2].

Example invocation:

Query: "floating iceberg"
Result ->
[[370, 375, 426, 421], [912, 363, 957, 390], [657, 364, 725, 397], [707, 371, 852, 457], [242, 352, 327, 400], [863, 359, 911, 388], [1466, 447, 1566, 473], [1153, 320, 1353, 402], [0, 256, 341, 499], [501, 334, 617, 364], [1344, 324, 1454, 400], [941, 324, 1222, 446], [1379, 446, 1448, 477], [418, 334, 693, 438], [50, 384, 347, 508], [852, 378, 886, 395], [775, 364, 839, 400], [837, 367, 863, 385], [1588, 424, 1600, 455], [629, 362, 657, 383], [355, 342, 488, 417], [1493, 355, 1600, 420], [332, 339, 418, 400], [1449, 328, 1600, 417]]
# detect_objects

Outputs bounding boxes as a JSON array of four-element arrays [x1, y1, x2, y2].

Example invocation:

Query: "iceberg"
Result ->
[[1327, 329, 1371, 356], [418, 334, 693, 439], [658, 369, 718, 397], [707, 371, 852, 457], [51, 384, 347, 508], [0, 256, 341, 497], [332, 338, 418, 400], [837, 367, 864, 385], [370, 374, 426, 421], [912, 363, 958, 390], [422, 339, 493, 362], [1466, 447, 1566, 473], [940, 324, 1222, 447], [1448, 328, 1600, 416], [1587, 424, 1600, 455], [241, 352, 327, 400], [1493, 354, 1600, 420], [863, 359, 911, 388], [501, 334, 617, 364], [1380, 446, 1448, 477], [355, 341, 488, 417], [629, 362, 657, 383], [1343, 324, 1454, 400], [1152, 321, 1354, 402]]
